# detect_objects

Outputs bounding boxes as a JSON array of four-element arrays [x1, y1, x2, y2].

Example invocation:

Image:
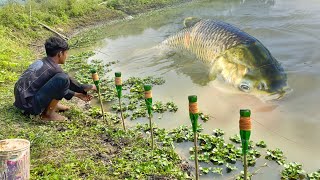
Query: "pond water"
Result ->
[[86, 0, 320, 178]]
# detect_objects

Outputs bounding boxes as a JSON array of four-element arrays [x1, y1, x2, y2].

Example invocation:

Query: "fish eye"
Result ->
[[239, 83, 251, 92]]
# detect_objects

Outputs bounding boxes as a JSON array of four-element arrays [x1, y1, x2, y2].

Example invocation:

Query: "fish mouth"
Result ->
[[262, 86, 292, 101]]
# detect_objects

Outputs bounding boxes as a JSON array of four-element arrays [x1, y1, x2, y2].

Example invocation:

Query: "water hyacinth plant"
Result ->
[[199, 112, 210, 122], [213, 128, 225, 137], [199, 166, 211, 175], [230, 134, 241, 144], [281, 162, 306, 180], [226, 163, 237, 173], [307, 170, 320, 180], [265, 148, 286, 165], [256, 140, 267, 148]]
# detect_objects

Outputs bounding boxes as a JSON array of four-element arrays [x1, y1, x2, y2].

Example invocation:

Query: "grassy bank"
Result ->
[[0, 0, 192, 179], [1, 0, 320, 180], [0, 0, 186, 84], [0, 49, 191, 179]]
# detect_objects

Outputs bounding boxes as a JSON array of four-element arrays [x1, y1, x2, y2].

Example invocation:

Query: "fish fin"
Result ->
[[208, 74, 217, 81], [183, 17, 201, 28], [208, 69, 218, 81]]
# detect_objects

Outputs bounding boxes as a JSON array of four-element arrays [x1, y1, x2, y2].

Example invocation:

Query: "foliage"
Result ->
[[0, 96, 190, 179], [0, 26, 33, 83], [0, 0, 183, 85], [265, 148, 286, 165], [199, 112, 210, 122], [212, 128, 224, 137], [281, 162, 306, 180], [256, 140, 267, 148], [104, 0, 182, 14], [0, 0, 108, 31], [199, 166, 211, 175], [308, 170, 320, 180], [1, 0, 318, 179], [235, 171, 253, 180], [229, 134, 241, 144], [109, 128, 189, 179], [212, 167, 223, 175], [226, 163, 237, 173], [0, 0, 190, 179]]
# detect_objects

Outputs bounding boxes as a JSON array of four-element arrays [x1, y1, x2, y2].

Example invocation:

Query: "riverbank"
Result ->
[[1, 0, 319, 179], [0, 0, 193, 179]]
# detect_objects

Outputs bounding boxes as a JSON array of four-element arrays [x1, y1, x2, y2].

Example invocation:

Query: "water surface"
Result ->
[[87, 0, 320, 178]]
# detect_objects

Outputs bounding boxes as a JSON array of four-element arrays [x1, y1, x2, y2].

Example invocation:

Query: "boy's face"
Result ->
[[58, 50, 68, 64]]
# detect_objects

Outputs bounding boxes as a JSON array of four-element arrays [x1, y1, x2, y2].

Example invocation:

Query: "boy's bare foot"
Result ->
[[41, 112, 66, 122], [56, 103, 70, 112]]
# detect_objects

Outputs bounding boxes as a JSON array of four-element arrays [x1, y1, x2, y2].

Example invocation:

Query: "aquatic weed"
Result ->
[[213, 128, 225, 137], [235, 171, 253, 180], [111, 103, 127, 112], [308, 170, 320, 180], [226, 163, 237, 173], [166, 101, 178, 112], [152, 101, 167, 113], [229, 134, 241, 144], [256, 140, 267, 148], [265, 148, 286, 165], [281, 162, 306, 180], [199, 112, 210, 122], [131, 107, 147, 120], [199, 167, 211, 175], [212, 167, 223, 175]]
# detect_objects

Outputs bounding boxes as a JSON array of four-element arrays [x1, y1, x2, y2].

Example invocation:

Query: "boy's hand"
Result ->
[[75, 93, 93, 102], [84, 85, 97, 92], [91, 85, 97, 91]]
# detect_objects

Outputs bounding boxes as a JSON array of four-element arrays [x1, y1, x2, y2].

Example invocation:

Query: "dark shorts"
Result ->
[[24, 73, 72, 115]]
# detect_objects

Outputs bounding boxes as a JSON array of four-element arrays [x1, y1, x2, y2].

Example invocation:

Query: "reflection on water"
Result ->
[[88, 0, 320, 177]]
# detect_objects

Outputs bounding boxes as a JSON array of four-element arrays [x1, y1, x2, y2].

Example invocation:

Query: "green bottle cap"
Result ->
[[115, 72, 121, 77], [188, 95, 197, 103], [144, 84, 152, 91], [90, 68, 97, 74], [240, 109, 251, 117]]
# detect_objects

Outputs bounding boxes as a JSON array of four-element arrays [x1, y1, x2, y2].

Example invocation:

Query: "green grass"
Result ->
[[0, 99, 189, 179], [0, 1, 191, 179], [0, 50, 189, 179], [1, 0, 319, 179], [0, 26, 33, 83], [105, 0, 186, 14], [0, 0, 186, 84]]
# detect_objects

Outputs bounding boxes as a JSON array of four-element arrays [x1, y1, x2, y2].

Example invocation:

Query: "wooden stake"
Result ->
[[148, 115, 154, 149], [115, 72, 126, 130], [91, 70, 107, 125], [239, 109, 252, 180], [144, 84, 154, 149], [118, 98, 126, 131], [188, 95, 199, 180], [194, 132, 199, 180], [38, 21, 68, 40], [244, 154, 248, 180], [97, 88, 106, 124]]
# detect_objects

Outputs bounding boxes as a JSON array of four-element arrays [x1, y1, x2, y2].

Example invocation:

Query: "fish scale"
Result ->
[[163, 19, 261, 65]]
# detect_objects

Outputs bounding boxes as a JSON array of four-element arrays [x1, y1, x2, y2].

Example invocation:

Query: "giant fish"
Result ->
[[162, 17, 289, 99]]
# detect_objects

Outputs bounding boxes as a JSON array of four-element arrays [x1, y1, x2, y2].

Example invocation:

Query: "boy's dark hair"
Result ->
[[45, 36, 69, 57]]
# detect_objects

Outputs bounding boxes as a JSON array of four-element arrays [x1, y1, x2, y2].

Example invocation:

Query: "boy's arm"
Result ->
[[69, 76, 94, 94], [54, 71, 95, 101]]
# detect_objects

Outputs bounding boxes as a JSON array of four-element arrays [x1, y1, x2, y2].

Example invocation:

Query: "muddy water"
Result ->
[[88, 0, 320, 178]]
